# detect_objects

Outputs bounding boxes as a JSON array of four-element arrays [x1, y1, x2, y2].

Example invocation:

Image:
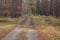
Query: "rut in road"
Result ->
[[26, 17, 38, 40], [1, 17, 28, 40]]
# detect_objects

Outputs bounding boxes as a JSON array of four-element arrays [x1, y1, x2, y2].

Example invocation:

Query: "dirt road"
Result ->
[[1, 16, 38, 40], [2, 17, 28, 40], [26, 17, 37, 40]]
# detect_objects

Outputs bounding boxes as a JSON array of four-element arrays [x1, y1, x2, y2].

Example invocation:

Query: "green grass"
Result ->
[[31, 15, 60, 29], [54, 36, 60, 40], [52, 22, 60, 26], [50, 35, 60, 40], [24, 18, 30, 28], [0, 17, 24, 27], [32, 15, 48, 27]]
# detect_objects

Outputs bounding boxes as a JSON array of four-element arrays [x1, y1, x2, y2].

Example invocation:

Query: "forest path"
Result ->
[[26, 17, 37, 40], [1, 16, 51, 40], [1, 16, 28, 40]]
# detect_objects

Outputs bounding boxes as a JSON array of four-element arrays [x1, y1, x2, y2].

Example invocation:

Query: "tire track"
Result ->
[[26, 17, 38, 40], [2, 17, 28, 40], [30, 17, 35, 29]]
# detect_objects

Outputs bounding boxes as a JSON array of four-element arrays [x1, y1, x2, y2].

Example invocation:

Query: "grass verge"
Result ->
[[31, 15, 60, 40], [0, 16, 24, 39]]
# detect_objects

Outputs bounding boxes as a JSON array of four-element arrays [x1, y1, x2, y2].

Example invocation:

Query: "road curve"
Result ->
[[2, 17, 28, 40]]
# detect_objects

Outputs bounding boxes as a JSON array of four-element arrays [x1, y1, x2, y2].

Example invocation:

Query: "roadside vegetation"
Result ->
[[0, 16, 24, 39], [24, 18, 30, 29], [31, 15, 60, 40]]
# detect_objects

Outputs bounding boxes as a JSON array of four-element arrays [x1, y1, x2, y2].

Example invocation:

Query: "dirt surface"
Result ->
[[0, 16, 60, 40], [31, 15, 60, 40], [0, 26, 17, 39], [35, 26, 50, 40], [17, 31, 27, 40], [1, 17, 28, 40], [35, 25, 60, 40], [46, 26, 60, 36]]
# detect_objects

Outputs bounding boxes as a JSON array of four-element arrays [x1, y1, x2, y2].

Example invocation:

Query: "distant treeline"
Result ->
[[0, 0, 60, 17], [35, 0, 60, 17], [0, 0, 22, 17]]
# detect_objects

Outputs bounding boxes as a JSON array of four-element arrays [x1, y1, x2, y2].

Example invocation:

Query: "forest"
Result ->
[[0, 0, 60, 40], [0, 0, 60, 17], [36, 0, 60, 17]]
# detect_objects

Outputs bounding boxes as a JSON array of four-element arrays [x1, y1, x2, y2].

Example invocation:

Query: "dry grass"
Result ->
[[0, 26, 16, 39], [0, 17, 24, 39], [35, 25, 60, 40], [36, 30, 50, 40], [31, 15, 60, 40], [24, 18, 30, 29]]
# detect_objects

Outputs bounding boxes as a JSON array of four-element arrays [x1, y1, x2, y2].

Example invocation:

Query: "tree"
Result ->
[[41, 0, 50, 16], [36, 0, 41, 15], [50, 0, 59, 17]]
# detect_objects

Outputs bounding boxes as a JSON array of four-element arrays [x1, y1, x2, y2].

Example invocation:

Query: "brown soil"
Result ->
[[37, 31, 50, 40], [46, 26, 60, 36], [35, 25, 60, 40], [35, 28, 50, 40], [17, 31, 27, 40]]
